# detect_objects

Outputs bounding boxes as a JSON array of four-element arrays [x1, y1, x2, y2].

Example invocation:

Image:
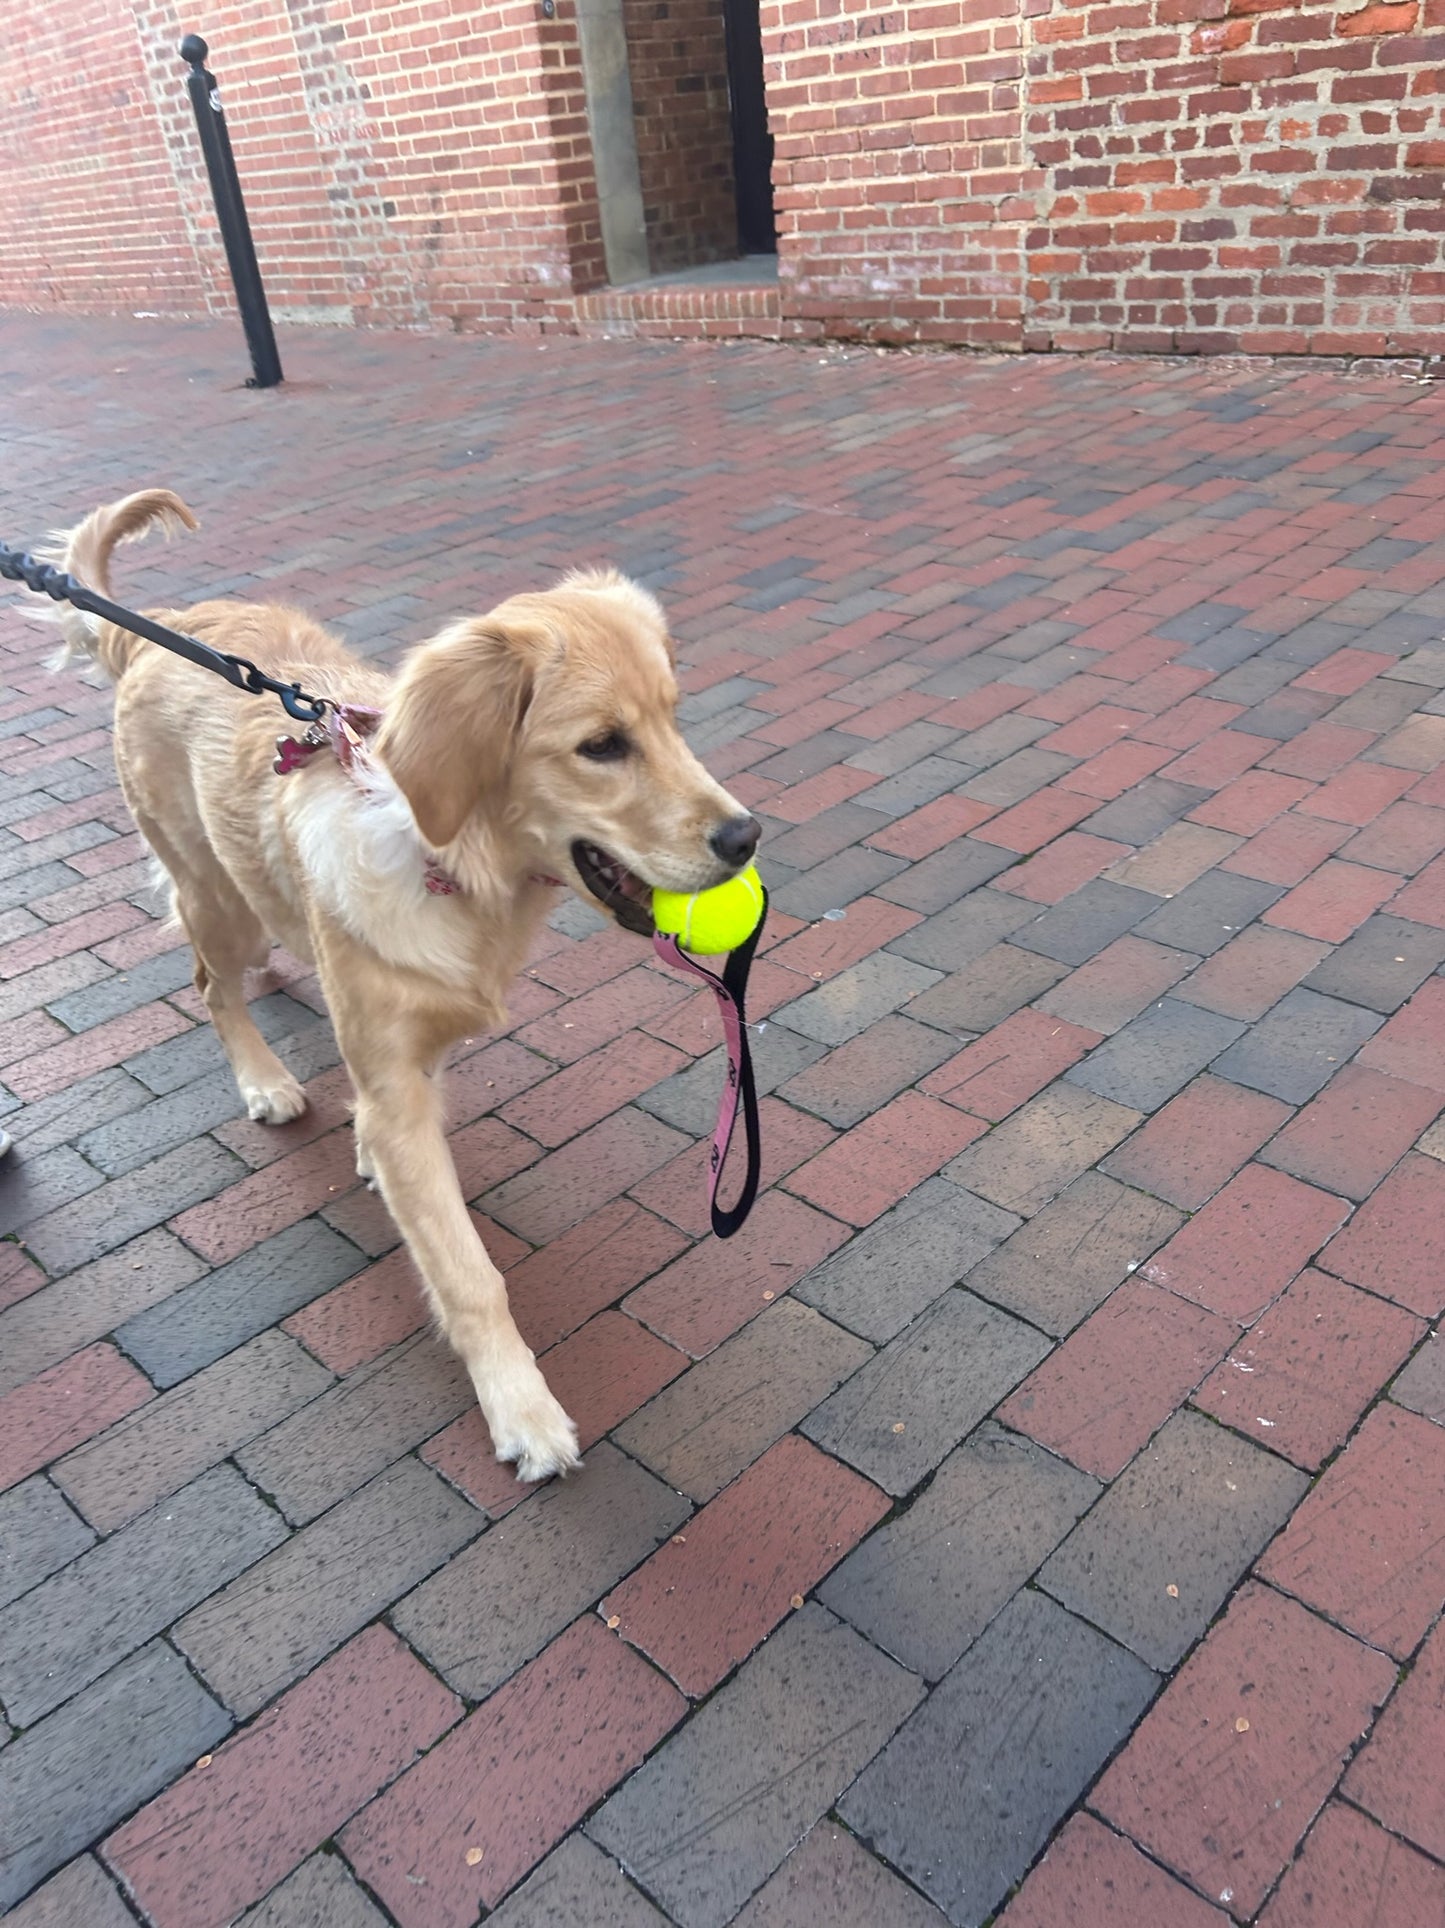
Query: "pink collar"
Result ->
[[273, 705, 563, 897]]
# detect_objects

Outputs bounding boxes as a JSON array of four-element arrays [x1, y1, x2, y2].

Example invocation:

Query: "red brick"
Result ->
[[1259, 1404, 1445, 1659], [972, 785, 1099, 855], [1262, 860, 1403, 944], [1057, 738, 1177, 800], [1140, 1164, 1349, 1325], [1196, 1266, 1422, 1470], [625, 1189, 848, 1357], [92, 917, 183, 970], [1387, 850, 1445, 929], [999, 1279, 1234, 1480], [1258, 1801, 1445, 1928], [1298, 761, 1417, 828], [1000, 1812, 1230, 1928], [768, 764, 881, 824], [1343, 800, 1445, 876], [1105, 1075, 1292, 1211], [1093, 1582, 1394, 1923], [1189, 769, 1317, 837], [4, 1000, 193, 1099], [864, 794, 999, 860], [630, 1096, 834, 1238], [1222, 812, 1351, 887], [1263, 724, 1380, 781], [931, 684, 1029, 731], [922, 1009, 1104, 1123], [501, 1199, 689, 1354], [528, 925, 648, 998], [1292, 648, 1396, 697], [422, 1309, 687, 1516], [105, 1625, 461, 1928], [1106, 823, 1243, 899], [1163, 728, 1269, 789], [0, 1241, 47, 1313], [0, 1342, 152, 1491], [1176, 925, 1329, 1022], [1345, 1616, 1445, 1861], [1356, 978, 1445, 1092], [515, 964, 689, 1065], [283, 1217, 530, 1373], [1037, 935, 1194, 1035], [996, 832, 1130, 904], [0, 1008, 68, 1068], [601, 1433, 889, 1696], [786, 1091, 987, 1226], [1320, 1151, 1445, 1317], [769, 894, 922, 981], [642, 958, 801, 1054], [0, 901, 146, 981], [1135, 695, 1246, 751], [169, 1130, 371, 1266], [1262, 1063, 1442, 1200], [340, 1615, 685, 1925], [1041, 702, 1140, 758], [498, 1031, 686, 1147]]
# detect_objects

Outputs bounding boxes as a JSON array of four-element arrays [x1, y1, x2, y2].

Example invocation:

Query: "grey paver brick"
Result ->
[[392, 1442, 688, 1700], [903, 942, 1068, 1035], [117, 1219, 367, 1389], [779, 1014, 957, 1128], [772, 847, 908, 922], [0, 1228, 205, 1397], [20, 1135, 245, 1273], [1010, 881, 1157, 965], [733, 1825, 949, 1928], [886, 887, 1040, 972], [237, 1330, 473, 1525], [944, 1084, 1142, 1216], [0, 1477, 94, 1610], [0, 1641, 230, 1911], [1038, 1408, 1307, 1669], [960, 747, 1076, 806], [1081, 778, 1211, 846], [1, 1066, 150, 1159], [615, 1298, 872, 1502], [53, 1329, 333, 1532], [876, 839, 1017, 915], [2, 1856, 135, 1928], [1066, 997, 1245, 1110], [1390, 1331, 1445, 1427], [941, 713, 1051, 768], [819, 1421, 1099, 1679], [794, 1176, 1019, 1342], [122, 991, 327, 1094], [773, 952, 941, 1044], [44, 947, 194, 1032], [176, 1457, 482, 1716], [639, 1028, 824, 1138], [801, 1288, 1050, 1495], [0, 1462, 286, 1726], [588, 1604, 923, 1928], [485, 1835, 669, 1928], [968, 1171, 1184, 1336], [838, 1589, 1157, 1928], [1302, 914, 1445, 1015], [0, 1144, 104, 1236], [1134, 869, 1284, 956], [1211, 986, 1384, 1104], [856, 755, 973, 818], [239, 1853, 392, 1927]]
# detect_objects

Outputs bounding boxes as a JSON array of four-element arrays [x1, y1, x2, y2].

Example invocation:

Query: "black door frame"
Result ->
[[722, 0, 776, 254]]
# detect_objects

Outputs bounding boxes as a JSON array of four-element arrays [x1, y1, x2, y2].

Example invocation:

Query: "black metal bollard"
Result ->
[[179, 34, 283, 389]]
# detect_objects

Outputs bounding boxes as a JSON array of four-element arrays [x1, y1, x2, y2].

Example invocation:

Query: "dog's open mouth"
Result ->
[[571, 841, 655, 936]]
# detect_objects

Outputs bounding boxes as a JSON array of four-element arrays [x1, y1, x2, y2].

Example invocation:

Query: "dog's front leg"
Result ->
[[347, 1058, 580, 1483]]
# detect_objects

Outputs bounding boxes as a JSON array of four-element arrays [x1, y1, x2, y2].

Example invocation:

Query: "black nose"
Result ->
[[710, 815, 761, 867]]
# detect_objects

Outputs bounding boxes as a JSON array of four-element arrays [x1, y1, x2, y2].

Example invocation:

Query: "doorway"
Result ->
[[722, 0, 776, 256]]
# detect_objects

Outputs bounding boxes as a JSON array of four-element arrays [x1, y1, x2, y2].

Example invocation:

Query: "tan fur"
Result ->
[[57, 490, 755, 1482]]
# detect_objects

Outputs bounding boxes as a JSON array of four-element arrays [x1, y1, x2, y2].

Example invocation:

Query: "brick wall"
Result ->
[[761, 2, 1036, 346], [1023, 0, 1445, 356], [625, 0, 737, 272], [1, 0, 1440, 351]]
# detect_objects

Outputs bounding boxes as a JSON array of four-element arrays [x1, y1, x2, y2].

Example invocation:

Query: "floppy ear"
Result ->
[[375, 618, 542, 848]]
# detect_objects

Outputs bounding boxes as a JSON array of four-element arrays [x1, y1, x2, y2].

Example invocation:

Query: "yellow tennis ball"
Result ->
[[654, 865, 764, 954]]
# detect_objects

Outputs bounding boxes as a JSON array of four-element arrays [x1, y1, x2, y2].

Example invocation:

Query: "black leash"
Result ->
[[0, 542, 331, 724]]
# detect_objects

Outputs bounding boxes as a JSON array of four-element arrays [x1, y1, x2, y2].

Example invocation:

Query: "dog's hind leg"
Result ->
[[142, 821, 307, 1124]]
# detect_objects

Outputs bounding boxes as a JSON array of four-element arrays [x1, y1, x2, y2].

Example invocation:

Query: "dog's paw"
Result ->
[[243, 1074, 307, 1124], [490, 1391, 582, 1485]]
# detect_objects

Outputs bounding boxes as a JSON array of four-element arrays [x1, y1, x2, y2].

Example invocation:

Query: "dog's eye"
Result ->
[[577, 731, 630, 763]]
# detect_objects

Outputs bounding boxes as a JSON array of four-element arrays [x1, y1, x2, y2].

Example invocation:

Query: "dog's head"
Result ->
[[377, 570, 759, 933]]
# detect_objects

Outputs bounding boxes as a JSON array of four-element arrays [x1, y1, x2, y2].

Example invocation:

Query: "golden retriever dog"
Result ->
[[47, 489, 760, 1483]]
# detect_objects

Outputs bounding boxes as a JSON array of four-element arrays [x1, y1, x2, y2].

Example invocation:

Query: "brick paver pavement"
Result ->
[[1, 314, 1444, 1927]]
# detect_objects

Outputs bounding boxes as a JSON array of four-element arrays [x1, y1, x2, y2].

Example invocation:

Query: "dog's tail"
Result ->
[[43, 489, 199, 684]]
